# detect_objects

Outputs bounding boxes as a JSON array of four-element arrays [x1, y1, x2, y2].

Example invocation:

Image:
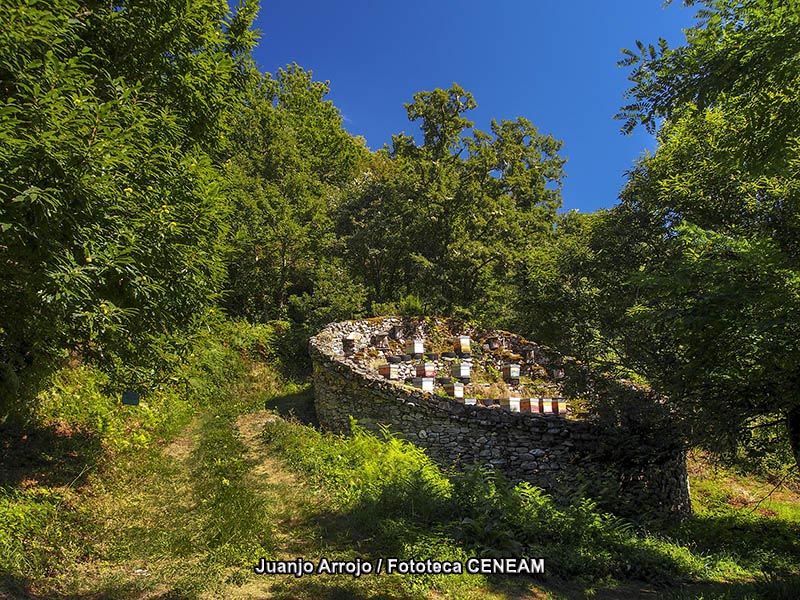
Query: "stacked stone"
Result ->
[[310, 316, 693, 521]]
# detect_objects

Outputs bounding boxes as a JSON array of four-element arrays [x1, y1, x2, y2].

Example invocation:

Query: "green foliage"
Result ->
[[525, 0, 800, 470], [263, 418, 452, 522], [449, 468, 705, 583], [513, 209, 608, 361], [14, 318, 278, 454], [398, 293, 426, 317], [0, 487, 68, 579], [262, 418, 742, 585], [0, 0, 259, 386], [0, 319, 282, 593], [618, 0, 800, 164], [339, 84, 565, 325], [224, 65, 367, 326]]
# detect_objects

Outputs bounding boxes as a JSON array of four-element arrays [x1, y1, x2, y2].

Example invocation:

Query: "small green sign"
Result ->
[[121, 390, 140, 406]]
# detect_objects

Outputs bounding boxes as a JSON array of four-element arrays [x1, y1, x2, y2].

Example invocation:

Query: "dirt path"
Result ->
[[5, 404, 714, 600], [233, 411, 328, 561]]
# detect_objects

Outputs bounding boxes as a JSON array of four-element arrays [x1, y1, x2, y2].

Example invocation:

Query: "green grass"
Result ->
[[260, 417, 800, 598], [2, 321, 799, 599]]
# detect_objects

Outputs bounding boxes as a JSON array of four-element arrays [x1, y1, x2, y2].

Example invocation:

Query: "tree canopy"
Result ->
[[0, 0, 258, 389], [527, 0, 800, 470], [339, 84, 565, 322], [2, 0, 799, 475]]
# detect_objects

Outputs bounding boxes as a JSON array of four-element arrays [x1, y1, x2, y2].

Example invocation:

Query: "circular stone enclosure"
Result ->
[[310, 316, 691, 520]]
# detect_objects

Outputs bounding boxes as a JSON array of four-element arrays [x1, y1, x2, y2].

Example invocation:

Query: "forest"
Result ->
[[1, 1, 799, 599]]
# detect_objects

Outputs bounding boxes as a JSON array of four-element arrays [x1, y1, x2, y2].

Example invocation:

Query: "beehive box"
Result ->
[[500, 397, 521, 412], [342, 332, 361, 354], [411, 377, 434, 392], [502, 363, 520, 384], [451, 361, 471, 380], [378, 364, 399, 380], [371, 332, 390, 350], [540, 398, 566, 415], [415, 362, 436, 377], [445, 382, 464, 398], [405, 339, 425, 357], [455, 335, 471, 355], [485, 336, 502, 350]]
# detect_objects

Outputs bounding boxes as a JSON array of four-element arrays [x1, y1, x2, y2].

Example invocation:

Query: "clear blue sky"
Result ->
[[252, 1, 698, 213]]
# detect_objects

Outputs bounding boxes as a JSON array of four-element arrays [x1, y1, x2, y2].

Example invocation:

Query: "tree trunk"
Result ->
[[787, 406, 800, 472]]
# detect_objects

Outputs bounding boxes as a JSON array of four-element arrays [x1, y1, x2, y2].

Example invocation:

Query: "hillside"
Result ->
[[1, 335, 798, 599], [2, 2, 800, 598]]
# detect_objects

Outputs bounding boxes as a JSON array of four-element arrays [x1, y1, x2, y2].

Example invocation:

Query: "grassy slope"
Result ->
[[1, 349, 799, 600]]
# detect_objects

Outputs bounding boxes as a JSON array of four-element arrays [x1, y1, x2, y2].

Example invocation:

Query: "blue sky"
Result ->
[[252, 1, 698, 213]]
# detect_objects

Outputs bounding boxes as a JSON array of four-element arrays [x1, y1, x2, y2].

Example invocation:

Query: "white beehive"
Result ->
[[405, 339, 425, 356], [411, 377, 434, 392], [500, 397, 521, 412], [451, 362, 471, 380]]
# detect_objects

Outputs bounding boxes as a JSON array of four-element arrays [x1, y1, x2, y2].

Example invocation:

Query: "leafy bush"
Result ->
[[262, 418, 723, 584], [29, 359, 188, 454], [24, 319, 281, 452], [262, 418, 451, 523], [0, 0, 258, 380]]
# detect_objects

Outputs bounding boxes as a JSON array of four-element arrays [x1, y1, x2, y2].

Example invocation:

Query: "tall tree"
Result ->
[[340, 84, 565, 323], [224, 65, 368, 326], [0, 0, 259, 394], [565, 0, 800, 469]]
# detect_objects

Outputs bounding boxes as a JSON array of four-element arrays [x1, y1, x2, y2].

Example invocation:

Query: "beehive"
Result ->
[[378, 364, 399, 380], [342, 332, 360, 354], [411, 377, 434, 392], [371, 332, 390, 350], [445, 382, 464, 398], [405, 339, 425, 357], [500, 397, 521, 412], [455, 335, 471, 355], [451, 361, 471, 381], [540, 398, 566, 414], [415, 362, 436, 377], [502, 363, 520, 384]]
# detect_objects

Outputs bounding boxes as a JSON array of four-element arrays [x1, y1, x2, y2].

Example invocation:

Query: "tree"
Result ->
[[224, 65, 368, 326], [513, 210, 606, 361], [339, 84, 565, 323], [572, 0, 800, 470], [0, 0, 259, 394]]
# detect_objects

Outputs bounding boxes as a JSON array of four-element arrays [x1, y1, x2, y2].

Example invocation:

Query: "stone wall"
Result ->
[[310, 317, 691, 520]]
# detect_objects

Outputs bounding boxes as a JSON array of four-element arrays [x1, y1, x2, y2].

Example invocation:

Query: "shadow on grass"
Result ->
[[264, 388, 318, 427], [671, 513, 800, 573], [0, 572, 169, 600], [0, 422, 102, 488]]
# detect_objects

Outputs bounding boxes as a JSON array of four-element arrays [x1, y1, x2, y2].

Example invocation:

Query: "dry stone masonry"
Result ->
[[310, 317, 692, 520]]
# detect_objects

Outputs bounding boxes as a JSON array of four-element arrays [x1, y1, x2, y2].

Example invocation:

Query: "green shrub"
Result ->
[[262, 418, 451, 522], [24, 319, 281, 452], [263, 418, 734, 585]]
